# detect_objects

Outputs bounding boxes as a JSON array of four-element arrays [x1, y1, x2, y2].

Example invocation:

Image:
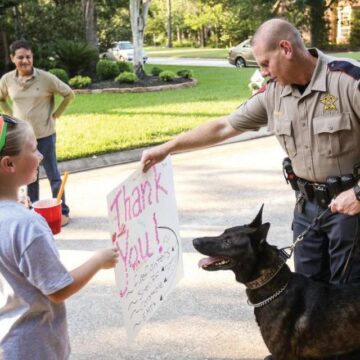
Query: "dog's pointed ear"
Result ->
[[259, 222, 270, 243], [249, 204, 264, 229], [252, 222, 270, 245]]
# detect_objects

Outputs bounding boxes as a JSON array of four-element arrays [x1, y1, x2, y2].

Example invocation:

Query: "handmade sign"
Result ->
[[107, 156, 183, 340]]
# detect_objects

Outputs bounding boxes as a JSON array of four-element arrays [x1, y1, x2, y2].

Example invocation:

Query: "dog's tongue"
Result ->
[[198, 256, 223, 268]]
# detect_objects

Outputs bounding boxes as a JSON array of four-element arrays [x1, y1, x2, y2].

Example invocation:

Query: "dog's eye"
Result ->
[[223, 238, 231, 247]]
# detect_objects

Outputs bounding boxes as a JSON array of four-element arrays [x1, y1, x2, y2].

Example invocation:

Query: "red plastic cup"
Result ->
[[33, 198, 62, 235]]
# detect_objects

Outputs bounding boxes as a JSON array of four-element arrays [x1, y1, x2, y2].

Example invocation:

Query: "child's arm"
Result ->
[[47, 248, 119, 304]]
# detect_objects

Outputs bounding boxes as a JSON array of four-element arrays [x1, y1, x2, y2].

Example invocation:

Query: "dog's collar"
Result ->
[[247, 281, 289, 308], [245, 252, 287, 290]]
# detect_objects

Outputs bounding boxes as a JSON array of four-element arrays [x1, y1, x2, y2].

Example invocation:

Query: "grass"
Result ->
[[57, 65, 254, 161], [145, 47, 229, 59], [57, 50, 360, 162], [145, 46, 360, 60]]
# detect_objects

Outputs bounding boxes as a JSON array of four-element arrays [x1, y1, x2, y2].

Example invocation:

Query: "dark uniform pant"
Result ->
[[293, 198, 360, 360]]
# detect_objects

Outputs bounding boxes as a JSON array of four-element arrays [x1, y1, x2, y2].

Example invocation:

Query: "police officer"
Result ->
[[141, 19, 360, 360]]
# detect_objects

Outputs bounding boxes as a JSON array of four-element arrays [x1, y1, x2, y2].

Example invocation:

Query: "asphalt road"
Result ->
[[40, 135, 295, 360]]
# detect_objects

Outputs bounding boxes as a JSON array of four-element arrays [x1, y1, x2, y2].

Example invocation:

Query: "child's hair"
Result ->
[[0, 115, 32, 157]]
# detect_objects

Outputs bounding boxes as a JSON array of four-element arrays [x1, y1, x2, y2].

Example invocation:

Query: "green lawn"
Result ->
[[57, 50, 360, 162], [57, 65, 254, 161], [145, 46, 360, 60], [145, 47, 229, 59]]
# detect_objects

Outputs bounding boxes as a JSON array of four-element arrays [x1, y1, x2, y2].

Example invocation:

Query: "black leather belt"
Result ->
[[297, 175, 357, 208]]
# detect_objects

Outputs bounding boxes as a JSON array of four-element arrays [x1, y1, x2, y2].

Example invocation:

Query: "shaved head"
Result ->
[[251, 18, 305, 52]]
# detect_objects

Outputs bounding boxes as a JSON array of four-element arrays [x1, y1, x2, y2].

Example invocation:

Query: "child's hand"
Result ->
[[95, 248, 119, 269]]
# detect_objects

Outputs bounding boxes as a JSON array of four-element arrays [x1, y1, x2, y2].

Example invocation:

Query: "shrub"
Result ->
[[159, 71, 176, 82], [150, 66, 163, 76], [176, 69, 193, 79], [117, 61, 133, 74], [115, 72, 138, 84], [96, 60, 119, 80], [49, 68, 69, 83], [53, 40, 99, 77], [172, 39, 196, 48], [69, 75, 92, 89]]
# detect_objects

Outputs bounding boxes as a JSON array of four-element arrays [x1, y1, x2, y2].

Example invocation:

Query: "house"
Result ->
[[273, 0, 360, 45], [329, 0, 360, 44]]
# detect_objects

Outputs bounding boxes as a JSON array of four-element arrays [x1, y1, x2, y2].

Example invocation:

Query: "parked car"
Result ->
[[228, 39, 258, 68], [100, 41, 148, 63]]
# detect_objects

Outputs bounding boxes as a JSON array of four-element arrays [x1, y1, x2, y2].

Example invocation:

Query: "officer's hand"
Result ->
[[141, 144, 170, 173], [329, 188, 360, 216]]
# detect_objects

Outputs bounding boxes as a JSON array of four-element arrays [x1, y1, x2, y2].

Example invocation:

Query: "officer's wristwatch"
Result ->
[[354, 183, 360, 201]]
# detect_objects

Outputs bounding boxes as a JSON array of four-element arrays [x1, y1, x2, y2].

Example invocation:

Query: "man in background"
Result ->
[[0, 39, 74, 226]]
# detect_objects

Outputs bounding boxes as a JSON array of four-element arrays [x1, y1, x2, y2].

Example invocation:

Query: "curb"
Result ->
[[39, 128, 273, 178]]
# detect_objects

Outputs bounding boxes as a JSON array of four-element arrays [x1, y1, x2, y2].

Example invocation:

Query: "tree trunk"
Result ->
[[82, 0, 98, 49], [167, 0, 172, 48], [0, 31, 9, 75], [308, 0, 328, 47], [130, 0, 150, 79], [81, 0, 98, 77]]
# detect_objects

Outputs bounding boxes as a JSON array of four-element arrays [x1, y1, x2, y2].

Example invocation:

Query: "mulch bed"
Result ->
[[88, 75, 192, 90], [73, 75, 196, 94]]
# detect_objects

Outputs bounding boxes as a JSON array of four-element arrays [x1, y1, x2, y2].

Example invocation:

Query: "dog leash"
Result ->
[[280, 207, 331, 260], [280, 207, 360, 284]]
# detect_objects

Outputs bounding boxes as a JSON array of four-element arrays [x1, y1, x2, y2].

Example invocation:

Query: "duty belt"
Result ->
[[282, 157, 360, 208], [297, 175, 357, 208]]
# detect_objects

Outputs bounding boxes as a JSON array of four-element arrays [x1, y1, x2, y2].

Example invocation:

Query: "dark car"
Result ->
[[228, 39, 258, 68]]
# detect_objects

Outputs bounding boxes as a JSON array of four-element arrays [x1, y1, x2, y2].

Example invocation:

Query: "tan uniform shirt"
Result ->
[[229, 49, 360, 183], [0, 68, 75, 139]]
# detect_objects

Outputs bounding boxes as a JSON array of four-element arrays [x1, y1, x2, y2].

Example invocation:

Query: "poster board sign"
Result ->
[[107, 156, 183, 340]]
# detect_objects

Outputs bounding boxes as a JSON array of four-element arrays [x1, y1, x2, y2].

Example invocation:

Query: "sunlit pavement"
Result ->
[[41, 135, 294, 359]]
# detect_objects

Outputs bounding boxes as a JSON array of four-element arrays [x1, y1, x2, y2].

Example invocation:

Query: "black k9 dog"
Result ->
[[193, 205, 360, 360]]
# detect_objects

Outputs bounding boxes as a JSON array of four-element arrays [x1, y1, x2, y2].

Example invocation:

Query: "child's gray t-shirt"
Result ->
[[0, 201, 74, 359]]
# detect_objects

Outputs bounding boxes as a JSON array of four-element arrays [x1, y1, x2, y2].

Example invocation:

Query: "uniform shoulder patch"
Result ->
[[328, 60, 360, 80]]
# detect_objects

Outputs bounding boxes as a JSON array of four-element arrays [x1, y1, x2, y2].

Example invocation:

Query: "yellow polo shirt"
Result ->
[[0, 68, 75, 139], [228, 49, 360, 183]]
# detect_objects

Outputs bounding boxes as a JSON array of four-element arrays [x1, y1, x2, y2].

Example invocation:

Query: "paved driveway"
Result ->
[[43, 135, 294, 360]]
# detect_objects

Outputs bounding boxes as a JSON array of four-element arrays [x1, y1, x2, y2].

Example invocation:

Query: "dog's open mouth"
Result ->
[[198, 256, 234, 270]]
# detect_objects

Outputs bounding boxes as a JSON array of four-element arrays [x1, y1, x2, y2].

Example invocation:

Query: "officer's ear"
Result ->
[[279, 40, 292, 58]]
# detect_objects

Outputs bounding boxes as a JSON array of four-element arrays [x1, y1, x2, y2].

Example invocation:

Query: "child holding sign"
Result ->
[[0, 114, 119, 359]]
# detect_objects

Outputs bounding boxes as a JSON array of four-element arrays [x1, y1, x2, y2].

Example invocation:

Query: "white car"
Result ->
[[101, 41, 148, 63]]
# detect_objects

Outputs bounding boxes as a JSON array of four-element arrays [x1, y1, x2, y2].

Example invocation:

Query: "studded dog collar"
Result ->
[[245, 252, 287, 290]]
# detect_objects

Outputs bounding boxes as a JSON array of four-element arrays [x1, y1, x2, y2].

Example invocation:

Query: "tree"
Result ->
[[350, 8, 360, 50], [82, 0, 98, 49], [81, 0, 99, 76], [129, 0, 150, 78], [166, 0, 172, 47]]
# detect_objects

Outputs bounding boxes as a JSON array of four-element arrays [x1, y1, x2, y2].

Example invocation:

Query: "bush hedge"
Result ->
[[117, 61, 133, 74], [159, 71, 176, 82], [176, 69, 193, 79], [49, 68, 69, 83], [96, 60, 119, 80], [115, 71, 138, 84], [69, 75, 92, 89], [150, 66, 163, 76]]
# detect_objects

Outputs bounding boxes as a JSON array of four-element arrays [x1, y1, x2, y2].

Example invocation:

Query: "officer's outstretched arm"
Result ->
[[141, 116, 241, 172]]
